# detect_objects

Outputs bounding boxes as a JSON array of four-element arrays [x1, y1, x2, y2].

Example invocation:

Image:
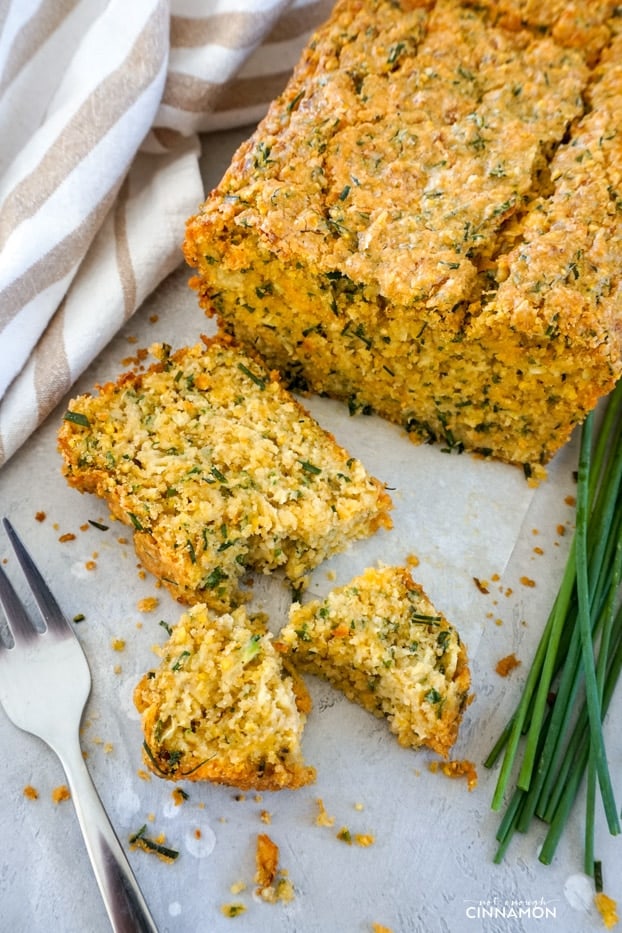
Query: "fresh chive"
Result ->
[[237, 362, 266, 390], [128, 512, 144, 531], [202, 566, 228, 590], [486, 382, 622, 881], [129, 825, 179, 861], [63, 410, 90, 427], [88, 519, 109, 531], [159, 620, 172, 637], [300, 460, 322, 475], [172, 650, 191, 671], [410, 612, 441, 624]]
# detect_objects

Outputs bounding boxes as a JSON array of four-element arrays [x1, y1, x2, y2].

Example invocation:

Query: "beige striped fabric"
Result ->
[[0, 0, 333, 467]]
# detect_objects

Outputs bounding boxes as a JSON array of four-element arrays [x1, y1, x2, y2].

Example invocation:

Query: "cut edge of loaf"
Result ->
[[276, 564, 472, 758], [134, 603, 316, 791], [57, 334, 393, 611]]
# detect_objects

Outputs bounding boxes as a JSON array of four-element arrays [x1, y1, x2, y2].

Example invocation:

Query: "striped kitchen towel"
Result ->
[[0, 0, 332, 467]]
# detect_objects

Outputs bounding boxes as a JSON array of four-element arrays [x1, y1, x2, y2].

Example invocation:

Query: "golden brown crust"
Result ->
[[184, 0, 622, 479]]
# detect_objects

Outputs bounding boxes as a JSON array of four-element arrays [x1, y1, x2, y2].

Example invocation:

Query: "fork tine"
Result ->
[[2, 518, 69, 636], [0, 560, 37, 646]]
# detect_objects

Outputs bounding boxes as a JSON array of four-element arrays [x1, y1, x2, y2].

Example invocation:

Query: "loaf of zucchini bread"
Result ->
[[134, 603, 316, 789], [58, 336, 392, 610], [276, 565, 471, 757], [184, 0, 622, 480]]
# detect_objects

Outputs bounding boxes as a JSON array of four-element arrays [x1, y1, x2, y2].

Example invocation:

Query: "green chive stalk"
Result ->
[[486, 380, 622, 877]]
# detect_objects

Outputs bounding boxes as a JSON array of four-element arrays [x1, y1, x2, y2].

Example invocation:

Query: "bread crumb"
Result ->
[[556, 524, 567, 536], [326, 569, 337, 581], [129, 825, 179, 862], [85, 560, 96, 571], [58, 533, 76, 543], [565, 496, 576, 507], [473, 577, 489, 594], [111, 638, 126, 651], [34, 512, 46, 522], [23, 785, 39, 800], [428, 759, 478, 791], [52, 785, 71, 804], [406, 553, 420, 568], [137, 769, 151, 782], [336, 826, 352, 844], [315, 798, 335, 827], [255, 833, 278, 886], [354, 802, 364, 812], [138, 597, 159, 613], [533, 546, 544, 555], [260, 810, 272, 825], [519, 576, 536, 588], [372, 924, 394, 933], [220, 904, 246, 918], [495, 653, 522, 677], [354, 833, 375, 847], [172, 788, 188, 806], [230, 881, 246, 895], [255, 833, 294, 903], [594, 892, 618, 929]]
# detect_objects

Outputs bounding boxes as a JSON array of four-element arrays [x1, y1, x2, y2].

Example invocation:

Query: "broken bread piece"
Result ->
[[134, 603, 315, 790], [58, 335, 392, 610], [277, 565, 471, 757]]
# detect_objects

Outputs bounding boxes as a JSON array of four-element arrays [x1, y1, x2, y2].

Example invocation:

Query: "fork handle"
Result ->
[[58, 741, 159, 933]]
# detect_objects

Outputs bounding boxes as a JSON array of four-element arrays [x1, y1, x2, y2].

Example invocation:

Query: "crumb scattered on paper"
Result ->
[[52, 785, 71, 804], [495, 653, 522, 677]]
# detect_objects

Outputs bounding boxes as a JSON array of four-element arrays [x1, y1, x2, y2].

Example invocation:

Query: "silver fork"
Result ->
[[0, 517, 158, 933]]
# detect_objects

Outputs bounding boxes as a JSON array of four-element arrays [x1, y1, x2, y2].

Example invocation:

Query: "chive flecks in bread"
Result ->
[[134, 603, 316, 790], [184, 0, 622, 481], [277, 565, 472, 758], [58, 335, 392, 610]]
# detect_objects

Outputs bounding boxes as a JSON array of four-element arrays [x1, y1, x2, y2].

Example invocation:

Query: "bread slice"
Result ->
[[276, 565, 471, 757], [58, 335, 392, 610], [134, 603, 315, 790], [184, 0, 622, 480]]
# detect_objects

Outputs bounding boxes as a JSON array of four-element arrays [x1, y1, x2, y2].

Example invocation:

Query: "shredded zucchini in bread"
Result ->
[[184, 0, 622, 481], [58, 335, 392, 610], [277, 565, 471, 757], [134, 603, 315, 790]]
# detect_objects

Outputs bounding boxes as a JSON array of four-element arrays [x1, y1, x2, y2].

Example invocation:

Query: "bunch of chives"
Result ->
[[485, 379, 622, 879]]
